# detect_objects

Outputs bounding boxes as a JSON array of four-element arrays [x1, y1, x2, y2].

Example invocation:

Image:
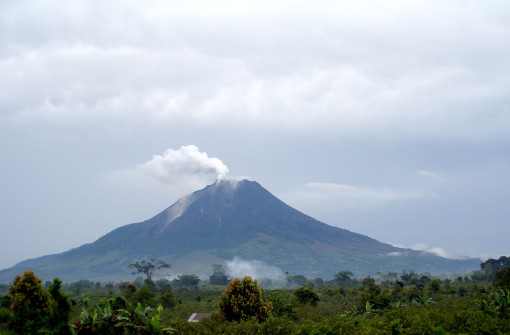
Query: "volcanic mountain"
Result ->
[[0, 179, 480, 283]]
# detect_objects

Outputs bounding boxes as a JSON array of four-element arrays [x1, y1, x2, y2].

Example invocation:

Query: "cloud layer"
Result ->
[[296, 182, 423, 209], [2, 1, 510, 141]]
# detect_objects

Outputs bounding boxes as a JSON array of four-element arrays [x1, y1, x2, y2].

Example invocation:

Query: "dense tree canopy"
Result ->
[[481, 256, 510, 280]]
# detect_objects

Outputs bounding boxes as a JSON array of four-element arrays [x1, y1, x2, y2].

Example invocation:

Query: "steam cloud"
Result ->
[[136, 145, 229, 184], [225, 257, 284, 281]]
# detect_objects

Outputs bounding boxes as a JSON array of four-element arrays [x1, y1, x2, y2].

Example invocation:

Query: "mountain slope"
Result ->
[[0, 179, 480, 282]]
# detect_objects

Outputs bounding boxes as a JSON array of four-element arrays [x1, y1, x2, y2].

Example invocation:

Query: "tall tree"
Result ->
[[128, 258, 171, 281], [48, 278, 72, 335], [209, 264, 229, 285], [334, 271, 354, 286]]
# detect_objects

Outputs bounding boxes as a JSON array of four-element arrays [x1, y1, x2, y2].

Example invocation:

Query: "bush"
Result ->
[[9, 270, 52, 334], [428, 278, 441, 294], [134, 284, 156, 306], [494, 267, 510, 290], [294, 286, 319, 307], [0, 295, 11, 309], [266, 291, 295, 318], [218, 276, 272, 322], [161, 288, 177, 308], [0, 307, 11, 324]]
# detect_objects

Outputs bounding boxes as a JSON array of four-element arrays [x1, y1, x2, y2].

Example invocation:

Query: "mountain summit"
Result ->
[[0, 179, 480, 282]]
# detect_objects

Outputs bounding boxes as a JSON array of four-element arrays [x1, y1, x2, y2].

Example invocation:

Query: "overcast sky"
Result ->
[[1, 0, 509, 270]]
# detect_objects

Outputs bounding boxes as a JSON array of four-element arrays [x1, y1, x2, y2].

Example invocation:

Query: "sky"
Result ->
[[1, 0, 509, 270]]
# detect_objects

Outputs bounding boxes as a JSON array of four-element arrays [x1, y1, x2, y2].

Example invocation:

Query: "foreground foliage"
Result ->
[[8, 271, 71, 334], [2, 263, 510, 334], [72, 299, 175, 335]]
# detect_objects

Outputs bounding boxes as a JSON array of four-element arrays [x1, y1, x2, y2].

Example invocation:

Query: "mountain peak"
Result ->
[[154, 178, 256, 233], [212, 178, 256, 190], [0, 178, 481, 283]]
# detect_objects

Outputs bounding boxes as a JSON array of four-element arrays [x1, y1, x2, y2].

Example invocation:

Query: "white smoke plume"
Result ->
[[225, 257, 285, 281], [135, 145, 229, 184]]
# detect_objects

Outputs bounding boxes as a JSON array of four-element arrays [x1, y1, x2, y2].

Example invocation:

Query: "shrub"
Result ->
[[218, 276, 272, 322], [294, 286, 320, 306], [428, 278, 441, 294], [161, 288, 176, 308], [266, 290, 295, 318], [494, 267, 510, 291], [0, 307, 11, 324], [135, 284, 156, 307], [8, 270, 52, 334]]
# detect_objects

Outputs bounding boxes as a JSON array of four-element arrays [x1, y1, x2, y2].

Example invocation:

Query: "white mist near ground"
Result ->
[[225, 257, 285, 281]]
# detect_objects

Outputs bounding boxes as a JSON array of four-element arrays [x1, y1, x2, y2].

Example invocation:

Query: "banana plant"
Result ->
[[73, 300, 176, 334], [478, 288, 510, 318]]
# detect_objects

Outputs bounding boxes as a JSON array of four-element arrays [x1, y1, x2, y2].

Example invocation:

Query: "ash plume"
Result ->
[[136, 145, 229, 184]]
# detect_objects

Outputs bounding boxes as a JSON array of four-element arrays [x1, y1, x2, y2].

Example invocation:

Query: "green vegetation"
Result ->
[[128, 259, 172, 282], [7, 271, 72, 334], [1, 259, 510, 334], [209, 264, 230, 286], [218, 276, 271, 322], [293, 286, 319, 306]]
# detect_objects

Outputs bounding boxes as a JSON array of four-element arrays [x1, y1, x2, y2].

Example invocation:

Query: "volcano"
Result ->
[[0, 179, 480, 282]]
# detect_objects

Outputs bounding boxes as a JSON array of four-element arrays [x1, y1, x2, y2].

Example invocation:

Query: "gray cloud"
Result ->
[[1, 0, 509, 270], [2, 1, 509, 141]]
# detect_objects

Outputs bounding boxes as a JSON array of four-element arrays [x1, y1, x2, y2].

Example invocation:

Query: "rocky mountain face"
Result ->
[[0, 179, 480, 283]]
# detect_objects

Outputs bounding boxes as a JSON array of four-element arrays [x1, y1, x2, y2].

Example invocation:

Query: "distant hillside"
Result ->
[[0, 179, 481, 283]]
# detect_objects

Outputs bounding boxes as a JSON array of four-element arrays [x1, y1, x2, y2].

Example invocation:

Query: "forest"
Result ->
[[0, 256, 509, 334]]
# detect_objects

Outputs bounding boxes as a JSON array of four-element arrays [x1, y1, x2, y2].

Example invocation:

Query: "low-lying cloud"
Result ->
[[412, 243, 452, 259], [298, 182, 422, 209]]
